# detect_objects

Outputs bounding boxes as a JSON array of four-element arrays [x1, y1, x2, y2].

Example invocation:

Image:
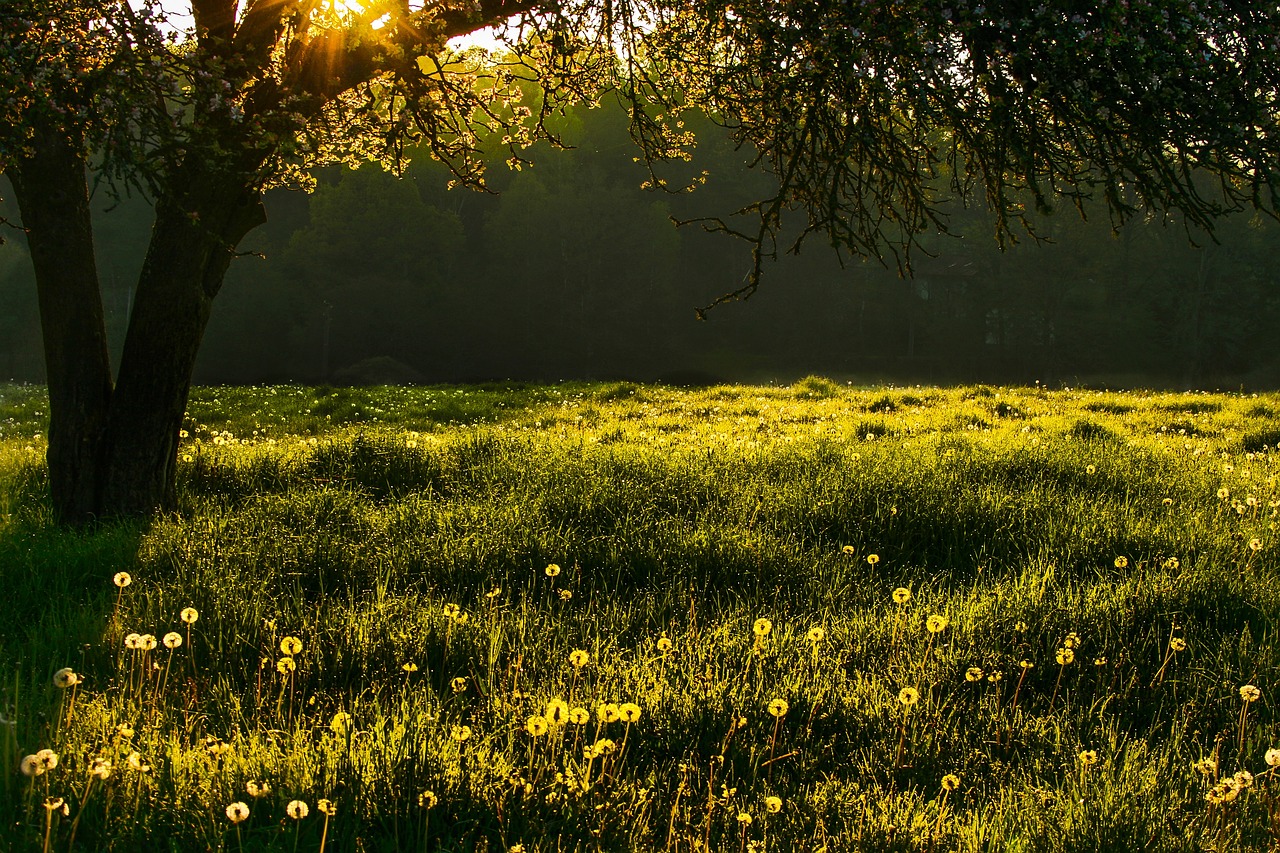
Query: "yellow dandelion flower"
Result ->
[[1250, 538, 1264, 551], [619, 702, 642, 723], [898, 687, 920, 707], [286, 800, 308, 820], [113, 572, 132, 588], [544, 698, 570, 725], [442, 603, 461, 621], [765, 795, 782, 813], [402, 662, 419, 672], [330, 712, 352, 736], [450, 676, 467, 693], [317, 798, 337, 816], [892, 587, 911, 604], [418, 791, 438, 809], [1019, 659, 1034, 669], [568, 707, 590, 725], [1063, 632, 1080, 649], [276, 656, 296, 674], [965, 667, 984, 683], [1218, 486, 1231, 499], [558, 589, 573, 601], [1114, 556, 1128, 569], [180, 607, 199, 624], [280, 636, 303, 656], [225, 802, 250, 824], [1094, 657, 1108, 666], [1170, 637, 1187, 652], [987, 671, 1003, 683], [841, 545, 856, 555], [926, 614, 948, 634], [451, 724, 472, 742], [525, 715, 549, 737], [1086, 464, 1096, 474], [1078, 749, 1099, 766], [246, 780, 271, 798], [753, 618, 772, 637], [941, 773, 960, 791], [737, 812, 752, 825], [597, 703, 621, 723], [867, 554, 880, 565], [569, 649, 589, 668], [656, 636, 673, 654], [806, 626, 825, 643], [544, 563, 561, 577], [1240, 684, 1262, 703], [767, 698, 789, 717], [1055, 648, 1075, 665]]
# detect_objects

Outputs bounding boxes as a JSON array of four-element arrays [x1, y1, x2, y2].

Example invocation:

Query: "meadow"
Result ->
[[1, 378, 1279, 852]]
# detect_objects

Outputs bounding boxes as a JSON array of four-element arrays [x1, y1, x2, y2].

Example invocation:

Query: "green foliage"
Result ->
[[2, 383, 1280, 849]]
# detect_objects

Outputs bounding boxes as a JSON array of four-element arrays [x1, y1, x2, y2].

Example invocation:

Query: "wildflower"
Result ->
[[124, 633, 141, 650], [52, 667, 80, 688], [1266, 748, 1280, 767], [965, 667, 984, 683], [451, 725, 472, 742], [280, 636, 303, 655], [225, 802, 250, 824], [558, 589, 573, 601], [656, 636, 673, 654], [276, 657, 296, 674], [841, 545, 855, 555], [43, 796, 65, 812], [1086, 464, 1096, 474], [1241, 685, 1262, 702], [34, 749, 57, 771], [526, 715, 549, 736], [246, 780, 271, 798], [539, 699, 567, 725], [1250, 538, 1264, 551], [1078, 750, 1099, 766], [19, 755, 42, 777], [418, 791, 438, 809], [892, 587, 911, 604], [807, 626, 825, 643], [90, 758, 112, 780], [1056, 648, 1075, 665], [1163, 497, 1173, 506], [590, 738, 616, 756], [941, 773, 960, 791], [765, 795, 782, 813], [987, 671, 1003, 683], [330, 712, 352, 736], [451, 676, 467, 693], [1234, 770, 1255, 788], [180, 607, 199, 624], [767, 698, 789, 717], [1170, 637, 1187, 652], [1019, 659, 1034, 670], [1014, 621, 1028, 633], [485, 587, 502, 600], [1114, 556, 1128, 569], [619, 702, 642, 723], [1193, 758, 1216, 776], [597, 703, 621, 723], [544, 563, 561, 577], [442, 604, 461, 621], [286, 800, 309, 820], [113, 572, 132, 588], [163, 632, 182, 649], [568, 707, 590, 725], [737, 812, 753, 825], [402, 662, 419, 672], [1063, 632, 1080, 649], [126, 751, 150, 773], [867, 554, 880, 565], [1094, 657, 1108, 666], [898, 687, 920, 707], [317, 798, 337, 816], [569, 649, 589, 668], [1218, 487, 1231, 499], [926, 614, 948, 633], [116, 724, 134, 739], [753, 618, 772, 637]]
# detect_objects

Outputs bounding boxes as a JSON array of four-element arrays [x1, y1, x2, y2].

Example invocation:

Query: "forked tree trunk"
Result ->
[[100, 168, 265, 517], [5, 125, 114, 524]]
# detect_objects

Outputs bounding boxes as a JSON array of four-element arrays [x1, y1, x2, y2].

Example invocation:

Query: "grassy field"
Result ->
[[2, 379, 1280, 852]]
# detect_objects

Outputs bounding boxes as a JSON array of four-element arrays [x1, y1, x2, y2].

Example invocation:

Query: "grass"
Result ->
[[1, 380, 1280, 851]]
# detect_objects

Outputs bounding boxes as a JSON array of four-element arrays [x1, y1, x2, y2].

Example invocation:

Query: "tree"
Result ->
[[3, 0, 1280, 522]]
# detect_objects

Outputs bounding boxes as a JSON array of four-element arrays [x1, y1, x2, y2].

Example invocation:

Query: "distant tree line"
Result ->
[[3, 99, 1278, 389]]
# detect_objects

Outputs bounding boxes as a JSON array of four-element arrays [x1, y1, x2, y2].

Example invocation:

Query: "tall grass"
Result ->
[[1, 381, 1278, 851]]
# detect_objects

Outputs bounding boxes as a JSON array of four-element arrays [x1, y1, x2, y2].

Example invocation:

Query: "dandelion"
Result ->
[[1250, 538, 1264, 551], [1056, 647, 1075, 665], [737, 812, 753, 825], [1086, 464, 1096, 474], [286, 800, 309, 819], [941, 773, 961, 791], [753, 618, 772, 637], [1241, 685, 1262, 702], [280, 636, 303, 655], [450, 676, 468, 693], [926, 614, 948, 633], [767, 698, 789, 717], [451, 725, 472, 742], [569, 649, 589, 668], [90, 758, 112, 780], [276, 656, 296, 674], [126, 751, 150, 773], [568, 707, 590, 725], [442, 604, 461, 621], [225, 802, 250, 823], [1015, 621, 1028, 633], [1078, 750, 1099, 766], [20, 754, 42, 777], [558, 589, 573, 601], [330, 712, 352, 736], [892, 587, 911, 604], [842, 545, 855, 555], [124, 633, 141, 650], [246, 780, 271, 798], [544, 563, 561, 577], [806, 626, 825, 644], [180, 607, 199, 624], [1094, 657, 1108, 666], [1114, 556, 1128, 569], [317, 798, 336, 815], [163, 632, 182, 649], [898, 687, 920, 707], [867, 554, 880, 565], [965, 666, 984, 683], [116, 723, 135, 738], [1235, 769, 1254, 788], [765, 795, 782, 813], [545, 698, 570, 725], [1218, 486, 1231, 499], [526, 715, 549, 736], [1063, 631, 1080, 649], [1266, 748, 1280, 767], [34, 748, 57, 771], [656, 636, 673, 654], [485, 587, 502, 600], [418, 791, 438, 809], [597, 703, 621, 723], [619, 702, 642, 723], [113, 572, 132, 588], [138, 634, 157, 651], [402, 662, 419, 672], [52, 667, 80, 688]]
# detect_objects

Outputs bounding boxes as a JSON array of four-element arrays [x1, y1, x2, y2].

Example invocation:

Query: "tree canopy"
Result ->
[[4, 0, 1280, 521]]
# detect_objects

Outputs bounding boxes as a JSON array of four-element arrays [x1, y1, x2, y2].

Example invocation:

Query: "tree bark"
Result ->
[[99, 165, 265, 516], [5, 126, 114, 525]]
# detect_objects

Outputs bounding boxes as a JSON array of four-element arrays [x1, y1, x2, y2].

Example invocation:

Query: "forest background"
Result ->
[[3, 98, 1276, 390]]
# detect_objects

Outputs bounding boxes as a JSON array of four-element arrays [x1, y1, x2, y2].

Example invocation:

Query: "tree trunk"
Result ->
[[99, 167, 265, 516], [5, 126, 114, 525]]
